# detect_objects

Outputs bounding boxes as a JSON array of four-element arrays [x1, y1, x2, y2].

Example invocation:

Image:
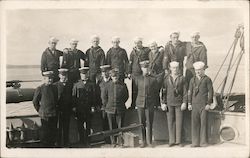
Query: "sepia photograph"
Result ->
[[0, 1, 249, 158]]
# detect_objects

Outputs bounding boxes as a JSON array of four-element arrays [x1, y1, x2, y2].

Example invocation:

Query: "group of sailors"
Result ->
[[32, 32, 213, 148]]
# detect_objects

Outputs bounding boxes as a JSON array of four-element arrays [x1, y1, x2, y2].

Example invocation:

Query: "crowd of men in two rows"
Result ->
[[32, 32, 213, 148]]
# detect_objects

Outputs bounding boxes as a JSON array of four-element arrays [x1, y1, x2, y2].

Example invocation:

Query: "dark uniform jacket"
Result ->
[[135, 75, 160, 108], [128, 47, 150, 76], [149, 50, 165, 75], [99, 78, 111, 108], [188, 75, 213, 106], [162, 74, 187, 106], [33, 83, 58, 119], [164, 41, 186, 71], [53, 81, 73, 113], [41, 48, 63, 74], [72, 80, 95, 113], [102, 81, 129, 114], [61, 49, 85, 71], [84, 46, 105, 75], [106, 47, 129, 76], [185, 42, 208, 69]]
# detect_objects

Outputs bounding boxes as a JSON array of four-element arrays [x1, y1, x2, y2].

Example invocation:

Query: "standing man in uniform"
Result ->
[[106, 36, 129, 82], [61, 39, 85, 83], [188, 61, 213, 147], [32, 71, 58, 147], [54, 68, 73, 147], [99, 65, 112, 144], [72, 67, 95, 147], [135, 60, 160, 147], [185, 32, 208, 85], [161, 61, 187, 147], [128, 37, 151, 109], [164, 32, 186, 75], [102, 68, 129, 146], [41, 37, 63, 82], [84, 35, 106, 83]]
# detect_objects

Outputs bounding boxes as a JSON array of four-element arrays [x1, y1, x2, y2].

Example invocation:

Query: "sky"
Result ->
[[6, 8, 246, 66]]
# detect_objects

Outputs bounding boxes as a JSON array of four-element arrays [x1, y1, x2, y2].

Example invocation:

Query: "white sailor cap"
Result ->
[[134, 37, 143, 43], [49, 37, 59, 43], [193, 61, 205, 70], [42, 71, 54, 77], [139, 60, 150, 68], [170, 31, 180, 37], [70, 38, 79, 44], [79, 67, 89, 74], [100, 65, 111, 72], [169, 61, 179, 68], [112, 36, 120, 42], [58, 68, 68, 75], [91, 35, 100, 41], [191, 32, 200, 37]]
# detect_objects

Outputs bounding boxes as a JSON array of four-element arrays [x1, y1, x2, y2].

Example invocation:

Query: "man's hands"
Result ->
[[188, 103, 192, 111], [161, 103, 168, 111], [181, 103, 187, 111], [205, 104, 210, 111], [127, 74, 132, 80]]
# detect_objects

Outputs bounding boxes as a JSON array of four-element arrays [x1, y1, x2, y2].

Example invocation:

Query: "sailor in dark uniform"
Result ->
[[61, 39, 85, 83], [98, 65, 112, 143], [41, 37, 63, 82], [128, 37, 151, 109], [72, 67, 95, 147], [188, 61, 213, 147], [102, 68, 129, 146], [161, 61, 187, 147], [106, 36, 129, 82], [32, 71, 58, 147], [84, 35, 106, 83], [135, 60, 160, 147], [164, 32, 186, 75], [54, 68, 73, 147]]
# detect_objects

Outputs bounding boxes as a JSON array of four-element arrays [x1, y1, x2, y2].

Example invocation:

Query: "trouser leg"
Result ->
[[41, 117, 57, 147], [167, 106, 175, 145], [107, 113, 115, 144], [175, 106, 183, 144], [145, 108, 154, 145], [116, 113, 125, 145], [85, 114, 91, 145], [192, 107, 200, 146], [76, 113, 85, 143], [62, 113, 70, 146], [137, 108, 146, 144], [102, 111, 111, 143], [131, 77, 138, 108], [185, 69, 195, 87], [200, 108, 208, 145]]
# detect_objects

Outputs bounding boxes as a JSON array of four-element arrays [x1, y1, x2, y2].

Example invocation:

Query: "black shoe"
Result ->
[[140, 143, 146, 148], [169, 143, 175, 147], [200, 144, 208, 147], [191, 144, 200, 147], [176, 143, 184, 147]]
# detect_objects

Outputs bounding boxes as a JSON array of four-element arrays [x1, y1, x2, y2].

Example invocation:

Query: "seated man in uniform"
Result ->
[[161, 61, 187, 147], [54, 68, 73, 147], [32, 71, 58, 147], [188, 61, 213, 147], [135, 60, 160, 147], [102, 68, 129, 147], [72, 67, 95, 147]]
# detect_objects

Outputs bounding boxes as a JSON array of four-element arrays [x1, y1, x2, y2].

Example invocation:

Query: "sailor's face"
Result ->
[[170, 34, 179, 44], [63, 49, 69, 54], [102, 71, 109, 78], [195, 68, 205, 77], [150, 44, 158, 53], [135, 41, 143, 49], [170, 66, 179, 75], [92, 38, 100, 47], [70, 43, 77, 50], [112, 40, 120, 48], [191, 35, 200, 43], [59, 74, 68, 83], [141, 67, 149, 76], [81, 73, 89, 81], [111, 75, 119, 82], [44, 77, 53, 85], [49, 42, 57, 50]]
